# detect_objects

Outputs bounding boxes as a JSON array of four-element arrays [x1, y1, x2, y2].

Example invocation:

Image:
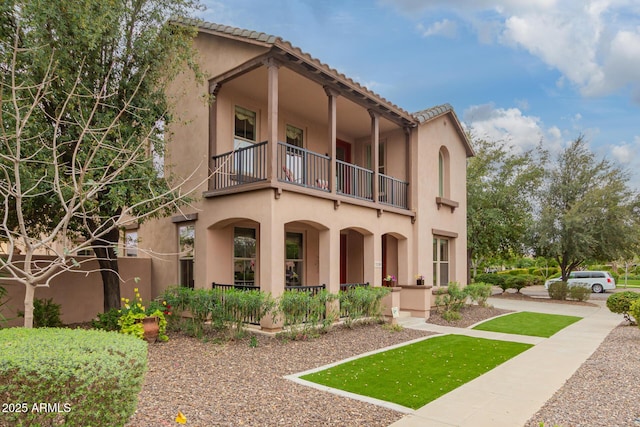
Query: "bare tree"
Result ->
[[0, 24, 202, 328]]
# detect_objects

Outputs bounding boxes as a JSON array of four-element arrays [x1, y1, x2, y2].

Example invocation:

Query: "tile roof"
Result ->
[[172, 17, 415, 124], [413, 103, 455, 123]]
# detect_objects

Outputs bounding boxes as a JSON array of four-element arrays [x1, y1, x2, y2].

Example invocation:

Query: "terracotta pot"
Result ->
[[142, 316, 159, 343]]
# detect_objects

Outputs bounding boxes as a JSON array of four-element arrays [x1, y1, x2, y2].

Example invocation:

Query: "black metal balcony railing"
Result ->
[[278, 142, 330, 191], [211, 141, 268, 190], [211, 141, 408, 209], [336, 160, 374, 201], [379, 174, 408, 209]]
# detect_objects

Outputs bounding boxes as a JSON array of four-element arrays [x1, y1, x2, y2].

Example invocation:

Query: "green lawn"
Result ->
[[617, 279, 640, 288], [472, 311, 582, 338], [300, 335, 532, 409]]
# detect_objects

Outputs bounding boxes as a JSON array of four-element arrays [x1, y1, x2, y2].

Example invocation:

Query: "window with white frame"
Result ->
[[234, 227, 256, 286], [433, 237, 449, 286], [178, 224, 195, 288], [285, 232, 303, 286], [124, 230, 138, 257], [234, 106, 256, 145], [285, 124, 304, 148]]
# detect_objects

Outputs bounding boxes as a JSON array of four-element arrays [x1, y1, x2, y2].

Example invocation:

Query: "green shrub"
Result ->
[[568, 285, 591, 302], [92, 307, 122, 331], [505, 274, 541, 293], [339, 286, 389, 327], [435, 282, 467, 320], [629, 299, 640, 329], [221, 288, 275, 337], [278, 289, 340, 338], [548, 281, 569, 300], [464, 283, 492, 306], [0, 328, 147, 427], [0, 285, 7, 326], [474, 273, 507, 290], [18, 298, 63, 327], [606, 291, 640, 324], [501, 268, 530, 276]]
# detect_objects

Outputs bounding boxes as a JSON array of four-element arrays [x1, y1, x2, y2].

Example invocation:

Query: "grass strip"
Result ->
[[300, 334, 531, 409], [472, 311, 582, 338]]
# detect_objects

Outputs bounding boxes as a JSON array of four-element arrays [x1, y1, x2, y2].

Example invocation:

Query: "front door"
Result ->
[[340, 234, 347, 284]]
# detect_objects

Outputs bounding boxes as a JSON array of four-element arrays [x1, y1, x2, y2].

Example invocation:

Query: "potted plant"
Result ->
[[118, 288, 169, 343], [416, 275, 425, 286], [383, 274, 396, 287]]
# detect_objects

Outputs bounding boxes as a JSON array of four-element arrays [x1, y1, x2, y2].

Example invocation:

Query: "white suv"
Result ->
[[544, 271, 616, 293]]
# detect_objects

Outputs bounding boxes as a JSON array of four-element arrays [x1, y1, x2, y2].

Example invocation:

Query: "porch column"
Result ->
[[319, 227, 340, 316], [363, 232, 380, 287], [266, 58, 280, 181], [324, 86, 338, 194], [404, 126, 412, 210], [259, 215, 284, 331], [208, 82, 222, 191], [369, 110, 380, 203]]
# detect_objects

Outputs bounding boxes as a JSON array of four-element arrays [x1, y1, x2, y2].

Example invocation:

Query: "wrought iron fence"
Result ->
[[379, 173, 408, 209], [278, 142, 330, 191], [210, 141, 268, 190], [336, 160, 374, 201]]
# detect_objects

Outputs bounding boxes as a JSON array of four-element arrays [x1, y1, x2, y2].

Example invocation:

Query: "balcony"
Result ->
[[210, 142, 408, 210]]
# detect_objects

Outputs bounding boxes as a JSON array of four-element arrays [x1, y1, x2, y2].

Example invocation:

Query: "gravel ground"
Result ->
[[125, 323, 436, 427], [126, 298, 640, 427], [525, 322, 640, 427]]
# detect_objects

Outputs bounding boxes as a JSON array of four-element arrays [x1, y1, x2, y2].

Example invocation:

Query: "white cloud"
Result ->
[[418, 19, 458, 38], [382, 0, 640, 102], [463, 103, 548, 152]]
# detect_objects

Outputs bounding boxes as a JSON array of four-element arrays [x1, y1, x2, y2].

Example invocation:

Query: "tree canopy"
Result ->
[[532, 135, 640, 280], [1, 0, 202, 326], [466, 135, 545, 278]]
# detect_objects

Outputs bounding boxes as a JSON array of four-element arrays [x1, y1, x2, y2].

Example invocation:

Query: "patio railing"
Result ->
[[339, 282, 370, 318], [278, 142, 330, 191], [211, 282, 261, 324], [379, 174, 408, 209], [210, 141, 408, 210], [210, 141, 268, 190], [336, 160, 374, 201]]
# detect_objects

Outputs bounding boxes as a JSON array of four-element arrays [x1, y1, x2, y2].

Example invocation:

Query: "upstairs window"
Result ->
[[286, 124, 304, 148], [438, 147, 450, 198], [234, 106, 256, 142]]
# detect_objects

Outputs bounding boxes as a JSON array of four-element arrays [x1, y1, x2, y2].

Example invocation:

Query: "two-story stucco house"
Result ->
[[136, 19, 474, 329]]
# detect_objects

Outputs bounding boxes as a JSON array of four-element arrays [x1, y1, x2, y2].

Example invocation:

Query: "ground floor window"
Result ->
[[433, 237, 449, 286], [285, 232, 303, 286], [234, 227, 256, 286], [124, 230, 138, 257], [178, 224, 195, 288]]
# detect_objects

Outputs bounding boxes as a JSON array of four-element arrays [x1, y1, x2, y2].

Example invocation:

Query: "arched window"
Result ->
[[438, 147, 450, 198]]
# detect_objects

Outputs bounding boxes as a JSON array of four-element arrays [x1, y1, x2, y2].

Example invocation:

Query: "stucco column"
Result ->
[[397, 237, 409, 286], [363, 233, 380, 287], [319, 227, 340, 317], [404, 126, 412, 209], [208, 82, 221, 191], [369, 110, 380, 202], [259, 211, 284, 330], [266, 58, 280, 181], [324, 86, 338, 194]]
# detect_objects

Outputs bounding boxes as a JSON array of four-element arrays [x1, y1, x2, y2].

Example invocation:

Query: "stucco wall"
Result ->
[[1, 257, 151, 327]]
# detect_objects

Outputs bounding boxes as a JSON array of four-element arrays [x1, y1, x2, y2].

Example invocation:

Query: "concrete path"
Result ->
[[388, 297, 621, 427]]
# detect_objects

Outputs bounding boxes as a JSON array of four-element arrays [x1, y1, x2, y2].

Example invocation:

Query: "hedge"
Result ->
[[0, 328, 147, 427]]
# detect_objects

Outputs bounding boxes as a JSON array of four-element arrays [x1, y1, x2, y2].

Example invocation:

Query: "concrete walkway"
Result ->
[[388, 297, 621, 427]]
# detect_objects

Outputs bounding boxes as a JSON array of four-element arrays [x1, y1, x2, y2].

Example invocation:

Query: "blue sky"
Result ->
[[198, 0, 640, 188]]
